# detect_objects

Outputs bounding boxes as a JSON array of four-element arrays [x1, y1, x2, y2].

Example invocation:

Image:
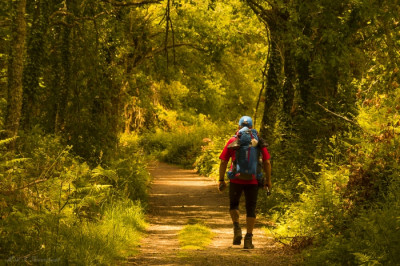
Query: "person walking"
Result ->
[[218, 116, 272, 249]]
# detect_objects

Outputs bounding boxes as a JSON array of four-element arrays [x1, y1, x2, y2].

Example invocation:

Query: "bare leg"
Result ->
[[246, 217, 256, 234], [230, 209, 240, 223]]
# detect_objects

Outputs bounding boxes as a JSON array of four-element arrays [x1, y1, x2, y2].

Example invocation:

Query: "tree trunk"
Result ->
[[282, 48, 295, 118], [6, 0, 26, 145], [260, 31, 282, 144], [22, 0, 44, 130], [55, 1, 72, 134]]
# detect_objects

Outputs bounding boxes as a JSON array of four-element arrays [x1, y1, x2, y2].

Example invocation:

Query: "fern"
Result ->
[[91, 166, 119, 182], [3, 158, 30, 166], [0, 136, 17, 147]]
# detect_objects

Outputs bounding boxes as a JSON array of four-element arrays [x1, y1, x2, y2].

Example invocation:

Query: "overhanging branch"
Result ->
[[102, 0, 162, 7], [139, 43, 206, 66], [246, 0, 273, 25], [316, 101, 361, 128]]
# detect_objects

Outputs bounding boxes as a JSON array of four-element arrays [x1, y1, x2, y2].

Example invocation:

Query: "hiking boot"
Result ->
[[233, 226, 242, 245], [244, 234, 254, 249]]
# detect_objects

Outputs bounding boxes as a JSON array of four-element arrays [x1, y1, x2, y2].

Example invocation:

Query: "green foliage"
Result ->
[[141, 113, 231, 168], [194, 136, 228, 178], [141, 127, 204, 168], [55, 200, 146, 264], [110, 133, 151, 202], [231, 1, 400, 264], [144, 0, 267, 123], [1, 0, 399, 264], [272, 163, 349, 247], [304, 182, 400, 265], [3, 200, 145, 265], [0, 132, 149, 263], [267, 86, 400, 264]]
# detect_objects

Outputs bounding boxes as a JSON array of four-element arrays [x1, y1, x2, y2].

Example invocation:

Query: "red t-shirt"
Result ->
[[219, 136, 271, 185]]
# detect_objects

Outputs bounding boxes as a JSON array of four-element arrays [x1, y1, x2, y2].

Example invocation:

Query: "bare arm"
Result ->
[[219, 159, 229, 181], [262, 159, 272, 189], [218, 159, 229, 191]]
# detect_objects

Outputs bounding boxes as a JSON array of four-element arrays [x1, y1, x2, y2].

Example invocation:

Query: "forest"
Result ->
[[1, 0, 399, 264]]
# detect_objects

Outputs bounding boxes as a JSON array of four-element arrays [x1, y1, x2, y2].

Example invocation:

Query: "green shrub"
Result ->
[[304, 182, 400, 265], [108, 133, 150, 202], [194, 136, 228, 178], [271, 88, 400, 265], [0, 131, 149, 264], [140, 128, 203, 167], [3, 200, 146, 265], [140, 117, 227, 168], [271, 163, 349, 248]]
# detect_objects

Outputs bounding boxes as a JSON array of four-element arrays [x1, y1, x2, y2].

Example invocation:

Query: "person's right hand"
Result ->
[[218, 181, 227, 191]]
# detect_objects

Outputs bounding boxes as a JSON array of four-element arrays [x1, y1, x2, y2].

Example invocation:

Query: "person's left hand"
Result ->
[[263, 179, 272, 195]]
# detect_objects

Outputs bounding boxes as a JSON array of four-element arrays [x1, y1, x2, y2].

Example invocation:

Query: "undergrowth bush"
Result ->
[[268, 89, 400, 265], [0, 130, 149, 264], [194, 136, 228, 179], [304, 181, 400, 265], [109, 133, 150, 202], [271, 162, 350, 248], [55, 200, 146, 264], [141, 127, 205, 167], [141, 113, 232, 168]]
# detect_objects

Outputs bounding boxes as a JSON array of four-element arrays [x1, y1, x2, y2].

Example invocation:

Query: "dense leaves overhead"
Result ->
[[1, 0, 268, 160]]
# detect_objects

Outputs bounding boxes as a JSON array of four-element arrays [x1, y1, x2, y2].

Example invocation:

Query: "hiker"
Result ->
[[218, 116, 272, 249]]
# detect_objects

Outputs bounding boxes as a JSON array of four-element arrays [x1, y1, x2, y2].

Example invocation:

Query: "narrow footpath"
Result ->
[[128, 162, 297, 265]]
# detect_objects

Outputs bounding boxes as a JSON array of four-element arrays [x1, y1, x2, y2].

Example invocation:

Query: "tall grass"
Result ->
[[59, 200, 146, 264]]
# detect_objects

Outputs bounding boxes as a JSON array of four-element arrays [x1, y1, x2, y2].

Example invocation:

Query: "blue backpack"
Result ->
[[227, 127, 263, 183]]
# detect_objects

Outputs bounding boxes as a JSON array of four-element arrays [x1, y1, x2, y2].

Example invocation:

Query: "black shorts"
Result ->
[[229, 182, 259, 218]]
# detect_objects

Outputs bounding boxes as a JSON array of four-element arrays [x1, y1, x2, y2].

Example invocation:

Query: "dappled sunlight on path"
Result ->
[[128, 162, 296, 265]]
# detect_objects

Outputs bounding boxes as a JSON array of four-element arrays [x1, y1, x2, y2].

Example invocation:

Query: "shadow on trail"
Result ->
[[128, 162, 297, 265]]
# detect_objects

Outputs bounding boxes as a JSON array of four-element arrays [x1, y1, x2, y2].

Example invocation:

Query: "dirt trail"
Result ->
[[128, 162, 297, 265]]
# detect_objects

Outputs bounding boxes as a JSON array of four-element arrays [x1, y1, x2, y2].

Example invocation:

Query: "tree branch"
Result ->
[[102, 0, 162, 7], [316, 101, 361, 128], [148, 43, 207, 57], [14, 179, 47, 191], [0, 179, 46, 195], [163, 0, 176, 68], [130, 43, 205, 66], [0, 19, 11, 27], [245, 0, 273, 25], [50, 10, 108, 22]]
